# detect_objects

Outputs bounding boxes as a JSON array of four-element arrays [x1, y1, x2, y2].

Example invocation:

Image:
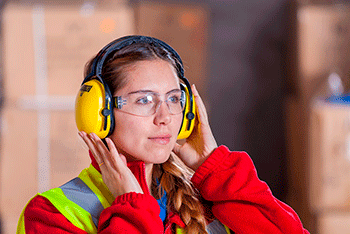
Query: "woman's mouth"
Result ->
[[148, 135, 172, 145]]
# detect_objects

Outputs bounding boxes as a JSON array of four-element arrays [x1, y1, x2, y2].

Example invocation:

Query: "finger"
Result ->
[[105, 138, 127, 165], [79, 131, 103, 165], [93, 136, 127, 173], [105, 138, 126, 167], [120, 154, 127, 166], [89, 133, 115, 170], [192, 84, 209, 125]]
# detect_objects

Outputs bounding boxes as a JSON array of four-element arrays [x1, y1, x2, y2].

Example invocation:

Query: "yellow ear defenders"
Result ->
[[75, 35, 196, 139], [177, 81, 196, 140]]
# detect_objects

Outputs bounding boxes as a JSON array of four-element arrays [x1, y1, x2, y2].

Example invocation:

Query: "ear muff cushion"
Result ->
[[177, 83, 196, 140], [75, 79, 112, 139]]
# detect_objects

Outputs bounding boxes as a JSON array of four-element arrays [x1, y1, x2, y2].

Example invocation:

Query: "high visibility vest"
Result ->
[[17, 165, 231, 234], [17, 165, 113, 234]]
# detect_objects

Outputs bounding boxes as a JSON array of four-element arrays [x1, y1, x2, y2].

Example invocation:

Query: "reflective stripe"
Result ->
[[17, 166, 108, 233], [60, 177, 104, 227], [78, 165, 114, 209], [41, 188, 97, 233], [18, 164, 232, 234], [207, 220, 230, 234]]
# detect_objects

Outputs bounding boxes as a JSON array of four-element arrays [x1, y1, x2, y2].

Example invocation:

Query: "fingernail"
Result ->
[[89, 133, 95, 140], [192, 84, 198, 94], [78, 131, 83, 137]]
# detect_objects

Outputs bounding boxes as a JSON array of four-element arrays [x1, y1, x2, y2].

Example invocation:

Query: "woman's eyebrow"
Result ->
[[166, 88, 181, 95], [127, 90, 155, 95], [127, 88, 181, 95]]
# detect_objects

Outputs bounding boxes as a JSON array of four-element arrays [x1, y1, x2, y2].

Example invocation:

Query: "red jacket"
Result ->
[[21, 145, 309, 233]]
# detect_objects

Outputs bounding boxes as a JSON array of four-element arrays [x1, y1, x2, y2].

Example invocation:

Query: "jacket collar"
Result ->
[[89, 151, 150, 195], [89, 151, 185, 230]]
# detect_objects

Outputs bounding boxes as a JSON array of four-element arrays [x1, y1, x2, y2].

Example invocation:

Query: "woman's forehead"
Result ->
[[117, 59, 180, 94]]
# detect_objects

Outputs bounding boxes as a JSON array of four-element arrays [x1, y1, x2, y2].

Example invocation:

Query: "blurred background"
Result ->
[[0, 0, 350, 233]]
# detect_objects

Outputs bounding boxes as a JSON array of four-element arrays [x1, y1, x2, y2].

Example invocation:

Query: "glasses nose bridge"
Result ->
[[154, 97, 171, 115]]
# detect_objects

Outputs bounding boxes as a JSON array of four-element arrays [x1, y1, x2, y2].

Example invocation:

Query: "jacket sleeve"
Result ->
[[191, 145, 310, 234], [22, 192, 164, 233]]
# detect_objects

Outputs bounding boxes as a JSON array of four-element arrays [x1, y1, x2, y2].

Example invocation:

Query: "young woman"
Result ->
[[18, 36, 309, 234]]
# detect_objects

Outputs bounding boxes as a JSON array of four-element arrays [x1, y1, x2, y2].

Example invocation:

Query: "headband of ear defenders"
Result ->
[[77, 35, 195, 138]]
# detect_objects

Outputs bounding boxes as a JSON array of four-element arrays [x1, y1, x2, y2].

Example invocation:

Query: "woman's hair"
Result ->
[[153, 154, 208, 234], [84, 42, 178, 95], [84, 41, 208, 233]]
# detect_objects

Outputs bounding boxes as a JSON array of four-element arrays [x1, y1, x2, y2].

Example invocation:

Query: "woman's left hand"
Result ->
[[173, 84, 218, 171]]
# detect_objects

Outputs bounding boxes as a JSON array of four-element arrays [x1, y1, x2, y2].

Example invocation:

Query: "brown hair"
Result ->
[[85, 41, 208, 233]]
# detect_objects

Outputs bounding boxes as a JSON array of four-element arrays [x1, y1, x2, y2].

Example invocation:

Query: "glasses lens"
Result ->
[[115, 90, 185, 116], [126, 93, 156, 116], [166, 90, 185, 114]]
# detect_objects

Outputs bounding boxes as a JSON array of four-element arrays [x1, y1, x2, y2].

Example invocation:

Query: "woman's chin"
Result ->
[[121, 145, 173, 164], [145, 149, 172, 164]]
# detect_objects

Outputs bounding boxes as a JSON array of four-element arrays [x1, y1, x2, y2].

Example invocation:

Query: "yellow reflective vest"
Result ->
[[18, 165, 113, 233], [17, 165, 230, 234]]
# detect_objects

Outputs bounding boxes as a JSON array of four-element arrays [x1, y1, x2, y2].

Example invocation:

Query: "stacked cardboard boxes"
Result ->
[[0, 1, 209, 233], [286, 4, 350, 234], [310, 101, 350, 211], [0, 2, 134, 233], [309, 101, 350, 234]]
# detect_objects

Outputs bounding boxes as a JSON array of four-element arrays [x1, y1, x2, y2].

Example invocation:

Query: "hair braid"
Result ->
[[153, 153, 209, 234]]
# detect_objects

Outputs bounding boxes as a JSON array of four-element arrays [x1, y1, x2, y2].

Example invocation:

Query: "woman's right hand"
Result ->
[[78, 131, 144, 198]]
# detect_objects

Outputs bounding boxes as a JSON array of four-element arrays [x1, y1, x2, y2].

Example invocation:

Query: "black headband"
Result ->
[[86, 35, 185, 81]]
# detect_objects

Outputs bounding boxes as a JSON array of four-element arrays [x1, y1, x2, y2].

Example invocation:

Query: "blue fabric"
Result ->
[[155, 178, 167, 222], [156, 190, 167, 222]]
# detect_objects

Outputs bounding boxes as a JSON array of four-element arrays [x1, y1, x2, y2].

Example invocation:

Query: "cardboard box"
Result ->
[[285, 6, 350, 231], [309, 100, 350, 211], [135, 2, 209, 96], [297, 5, 350, 99], [0, 2, 134, 233]]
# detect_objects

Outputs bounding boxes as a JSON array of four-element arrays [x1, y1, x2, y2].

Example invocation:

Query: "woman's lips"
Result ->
[[148, 135, 171, 145]]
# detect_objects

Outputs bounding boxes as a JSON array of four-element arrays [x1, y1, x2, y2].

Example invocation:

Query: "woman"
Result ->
[[18, 36, 309, 234]]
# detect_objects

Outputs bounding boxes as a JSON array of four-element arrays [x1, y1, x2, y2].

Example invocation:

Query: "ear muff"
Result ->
[[75, 79, 114, 139], [75, 35, 196, 139], [177, 83, 196, 140]]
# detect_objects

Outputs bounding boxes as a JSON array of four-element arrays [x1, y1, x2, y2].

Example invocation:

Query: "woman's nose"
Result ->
[[153, 101, 171, 126]]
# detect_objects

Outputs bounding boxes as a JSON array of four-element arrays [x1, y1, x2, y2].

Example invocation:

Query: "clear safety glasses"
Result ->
[[113, 90, 186, 116]]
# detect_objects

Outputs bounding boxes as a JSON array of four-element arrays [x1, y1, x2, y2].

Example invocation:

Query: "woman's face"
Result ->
[[110, 59, 183, 164]]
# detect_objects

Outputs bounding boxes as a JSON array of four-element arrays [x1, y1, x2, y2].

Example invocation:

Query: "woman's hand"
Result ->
[[173, 84, 218, 171], [79, 131, 143, 198]]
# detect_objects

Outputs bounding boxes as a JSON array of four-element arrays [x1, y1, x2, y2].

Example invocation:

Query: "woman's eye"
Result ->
[[168, 95, 180, 103], [136, 95, 153, 104]]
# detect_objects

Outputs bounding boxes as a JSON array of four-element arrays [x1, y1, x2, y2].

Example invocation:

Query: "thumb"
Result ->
[[172, 142, 182, 155], [119, 154, 127, 166]]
